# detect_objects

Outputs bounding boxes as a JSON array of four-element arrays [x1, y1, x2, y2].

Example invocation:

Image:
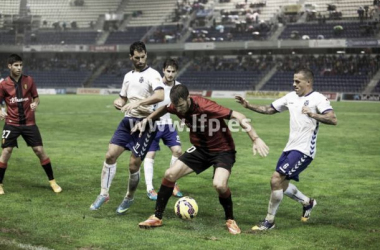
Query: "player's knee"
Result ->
[[270, 173, 283, 189], [105, 151, 117, 164], [213, 182, 227, 194], [164, 169, 177, 182], [129, 163, 140, 173], [1, 147, 13, 158], [172, 148, 182, 158], [33, 147, 44, 157]]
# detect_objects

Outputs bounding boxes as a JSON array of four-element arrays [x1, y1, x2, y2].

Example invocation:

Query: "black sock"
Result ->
[[42, 162, 54, 180], [219, 194, 234, 220], [155, 184, 174, 219], [0, 167, 6, 183]]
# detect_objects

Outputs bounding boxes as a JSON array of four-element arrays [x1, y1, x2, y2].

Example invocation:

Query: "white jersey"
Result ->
[[272, 91, 333, 158], [154, 80, 181, 125], [120, 67, 164, 118]]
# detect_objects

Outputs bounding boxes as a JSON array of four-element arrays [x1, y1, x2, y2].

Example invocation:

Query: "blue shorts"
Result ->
[[148, 124, 181, 152], [275, 150, 313, 182], [110, 117, 157, 160]]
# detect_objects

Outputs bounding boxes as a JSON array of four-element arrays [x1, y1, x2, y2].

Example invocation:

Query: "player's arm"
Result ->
[[235, 96, 277, 114], [121, 89, 164, 113], [30, 96, 40, 111], [0, 99, 7, 120], [114, 96, 128, 110], [302, 108, 338, 125], [131, 106, 168, 137], [230, 110, 269, 157]]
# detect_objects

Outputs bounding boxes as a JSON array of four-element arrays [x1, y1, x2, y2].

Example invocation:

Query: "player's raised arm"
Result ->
[[235, 96, 277, 115], [230, 110, 269, 157]]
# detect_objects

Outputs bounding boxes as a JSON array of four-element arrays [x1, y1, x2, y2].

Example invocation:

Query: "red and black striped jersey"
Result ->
[[167, 96, 235, 152], [0, 75, 38, 126]]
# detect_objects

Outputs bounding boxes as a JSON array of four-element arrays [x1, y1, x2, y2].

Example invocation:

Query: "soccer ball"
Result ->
[[174, 196, 198, 220]]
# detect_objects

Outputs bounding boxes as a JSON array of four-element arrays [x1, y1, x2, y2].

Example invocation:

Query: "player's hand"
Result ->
[[114, 99, 124, 110], [235, 95, 249, 108], [30, 102, 38, 111], [0, 111, 7, 121], [302, 106, 313, 117], [121, 102, 140, 113], [252, 137, 269, 157], [131, 118, 148, 137]]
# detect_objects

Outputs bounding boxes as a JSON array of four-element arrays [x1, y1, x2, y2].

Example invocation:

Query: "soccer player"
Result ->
[[144, 58, 183, 201], [235, 67, 338, 231], [0, 54, 62, 195], [134, 85, 269, 235], [90, 41, 165, 214]]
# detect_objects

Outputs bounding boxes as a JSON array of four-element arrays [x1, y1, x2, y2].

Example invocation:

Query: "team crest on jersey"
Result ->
[[24, 84, 27, 89], [304, 100, 309, 106], [139, 77, 144, 83]]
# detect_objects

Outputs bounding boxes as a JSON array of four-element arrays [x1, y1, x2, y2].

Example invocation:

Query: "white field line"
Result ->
[[0, 238, 54, 250]]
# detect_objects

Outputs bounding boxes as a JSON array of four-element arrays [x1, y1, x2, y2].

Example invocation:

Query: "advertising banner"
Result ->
[[76, 88, 101, 95], [309, 39, 346, 48], [321, 92, 339, 101], [89, 45, 118, 52], [184, 42, 215, 50], [341, 93, 380, 101], [346, 39, 379, 47], [211, 91, 246, 98], [37, 89, 56, 94], [189, 90, 207, 96], [246, 91, 288, 99]]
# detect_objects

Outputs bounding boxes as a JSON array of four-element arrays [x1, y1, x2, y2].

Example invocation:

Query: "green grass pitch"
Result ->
[[0, 95, 379, 250]]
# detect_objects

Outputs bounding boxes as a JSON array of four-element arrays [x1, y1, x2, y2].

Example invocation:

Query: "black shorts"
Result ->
[[179, 146, 236, 175], [1, 124, 43, 148]]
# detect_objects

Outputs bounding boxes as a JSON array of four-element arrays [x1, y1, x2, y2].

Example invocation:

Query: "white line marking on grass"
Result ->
[[0, 238, 54, 250]]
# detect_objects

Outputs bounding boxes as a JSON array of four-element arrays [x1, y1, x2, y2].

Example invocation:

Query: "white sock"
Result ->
[[284, 183, 310, 206], [265, 190, 283, 223], [100, 161, 116, 196], [144, 158, 154, 191], [126, 170, 140, 199]]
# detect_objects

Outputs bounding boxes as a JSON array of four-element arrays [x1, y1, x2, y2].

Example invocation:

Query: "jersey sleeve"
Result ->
[[119, 73, 129, 98], [201, 98, 232, 119], [0, 81, 4, 99], [30, 77, 39, 98], [271, 94, 288, 112], [316, 93, 333, 114], [150, 70, 164, 91]]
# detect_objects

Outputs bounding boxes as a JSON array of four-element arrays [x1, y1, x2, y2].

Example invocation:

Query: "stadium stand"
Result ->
[[279, 22, 378, 39], [123, 0, 178, 27], [105, 27, 151, 45], [25, 30, 100, 45], [27, 0, 122, 28], [178, 55, 274, 90], [261, 54, 379, 92]]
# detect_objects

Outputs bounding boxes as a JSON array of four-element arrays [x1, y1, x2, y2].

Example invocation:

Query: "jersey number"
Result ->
[[186, 146, 196, 153], [2, 130, 10, 139]]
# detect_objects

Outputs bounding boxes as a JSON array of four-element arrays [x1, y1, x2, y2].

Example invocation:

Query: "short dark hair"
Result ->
[[163, 58, 179, 71], [8, 54, 23, 65], [170, 85, 189, 105], [295, 67, 314, 83], [129, 41, 146, 56]]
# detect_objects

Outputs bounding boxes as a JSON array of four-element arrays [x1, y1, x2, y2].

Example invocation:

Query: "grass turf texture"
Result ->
[[0, 95, 379, 250]]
